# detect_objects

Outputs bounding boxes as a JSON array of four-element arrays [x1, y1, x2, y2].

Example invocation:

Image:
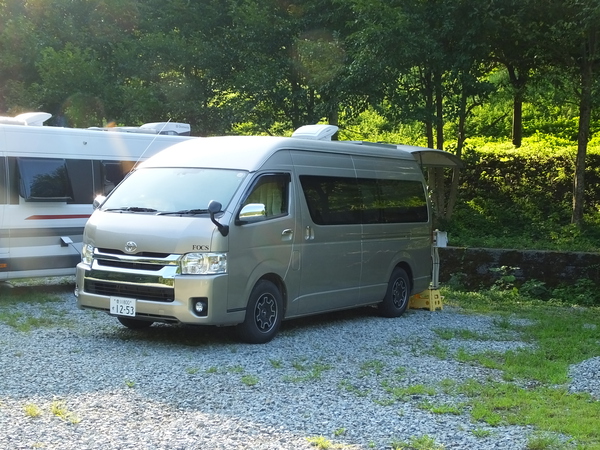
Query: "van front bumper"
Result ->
[[75, 263, 244, 326]]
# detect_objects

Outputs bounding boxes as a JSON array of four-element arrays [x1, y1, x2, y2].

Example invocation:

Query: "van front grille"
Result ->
[[84, 279, 175, 302], [97, 259, 164, 271]]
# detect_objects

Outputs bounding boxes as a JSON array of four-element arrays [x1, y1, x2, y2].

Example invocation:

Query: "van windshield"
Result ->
[[100, 167, 248, 214]]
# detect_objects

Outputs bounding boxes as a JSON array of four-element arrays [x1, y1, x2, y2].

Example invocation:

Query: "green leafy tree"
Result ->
[[542, 0, 600, 225]]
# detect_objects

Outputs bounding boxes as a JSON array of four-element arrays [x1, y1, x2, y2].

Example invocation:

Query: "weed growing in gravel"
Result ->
[[417, 400, 464, 415], [423, 341, 450, 359], [359, 360, 385, 377], [50, 400, 80, 424], [23, 403, 42, 418], [380, 382, 436, 403], [185, 367, 199, 375], [390, 435, 444, 450], [306, 435, 332, 449], [284, 359, 331, 382], [338, 379, 370, 397], [269, 359, 283, 368], [241, 374, 259, 386], [124, 380, 135, 388], [471, 428, 492, 438]]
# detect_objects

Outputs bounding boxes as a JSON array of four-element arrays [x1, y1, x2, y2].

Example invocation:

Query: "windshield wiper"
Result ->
[[104, 206, 158, 213], [157, 209, 210, 216]]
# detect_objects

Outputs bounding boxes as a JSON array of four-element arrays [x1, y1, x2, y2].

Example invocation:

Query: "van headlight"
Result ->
[[181, 253, 227, 275], [81, 243, 94, 266]]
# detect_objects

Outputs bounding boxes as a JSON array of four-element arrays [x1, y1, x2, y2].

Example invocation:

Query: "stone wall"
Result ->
[[438, 247, 600, 289]]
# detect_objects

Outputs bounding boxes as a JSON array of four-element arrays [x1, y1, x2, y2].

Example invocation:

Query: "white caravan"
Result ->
[[0, 112, 193, 281]]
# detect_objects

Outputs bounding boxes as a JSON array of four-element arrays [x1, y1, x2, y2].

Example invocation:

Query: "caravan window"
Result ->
[[0, 157, 6, 205], [300, 175, 428, 225], [17, 157, 73, 202], [101, 161, 136, 195]]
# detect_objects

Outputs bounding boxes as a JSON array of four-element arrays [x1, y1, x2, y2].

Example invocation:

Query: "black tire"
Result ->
[[237, 280, 283, 344], [378, 268, 410, 318], [117, 316, 154, 329]]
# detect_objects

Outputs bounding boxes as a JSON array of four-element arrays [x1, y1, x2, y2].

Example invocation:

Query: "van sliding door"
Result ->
[[292, 151, 362, 314]]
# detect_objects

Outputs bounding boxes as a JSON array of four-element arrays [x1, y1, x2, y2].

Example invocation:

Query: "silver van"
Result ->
[[75, 125, 460, 343]]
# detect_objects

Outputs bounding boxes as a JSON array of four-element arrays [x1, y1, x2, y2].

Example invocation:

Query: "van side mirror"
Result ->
[[237, 203, 266, 224], [93, 195, 106, 210], [208, 200, 229, 237]]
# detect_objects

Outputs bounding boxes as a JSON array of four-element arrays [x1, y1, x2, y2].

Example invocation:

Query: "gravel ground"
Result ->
[[0, 280, 597, 450]]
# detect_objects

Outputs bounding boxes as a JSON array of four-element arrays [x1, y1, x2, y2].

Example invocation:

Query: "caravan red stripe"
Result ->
[[25, 214, 91, 220]]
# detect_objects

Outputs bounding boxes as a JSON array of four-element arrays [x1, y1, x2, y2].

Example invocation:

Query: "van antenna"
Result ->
[[131, 118, 172, 171]]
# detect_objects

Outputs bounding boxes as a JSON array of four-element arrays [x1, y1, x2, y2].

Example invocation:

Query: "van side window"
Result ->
[[16, 157, 73, 202], [300, 176, 361, 225], [300, 175, 428, 225], [243, 174, 289, 218]]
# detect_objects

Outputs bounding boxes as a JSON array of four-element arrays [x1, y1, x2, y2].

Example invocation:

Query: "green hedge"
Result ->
[[445, 136, 600, 251]]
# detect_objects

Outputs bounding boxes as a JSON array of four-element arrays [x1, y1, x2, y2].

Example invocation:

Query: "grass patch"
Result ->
[[458, 380, 600, 447], [433, 327, 493, 341], [443, 287, 600, 448], [0, 290, 71, 331]]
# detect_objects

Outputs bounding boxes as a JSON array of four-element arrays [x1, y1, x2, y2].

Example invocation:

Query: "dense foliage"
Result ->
[[1, 0, 600, 242], [446, 136, 600, 251]]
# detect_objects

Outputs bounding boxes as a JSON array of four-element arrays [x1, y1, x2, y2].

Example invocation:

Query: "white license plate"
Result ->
[[110, 297, 136, 317]]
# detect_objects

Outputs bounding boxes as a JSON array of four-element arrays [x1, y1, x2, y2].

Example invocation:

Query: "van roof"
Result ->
[[139, 135, 421, 172]]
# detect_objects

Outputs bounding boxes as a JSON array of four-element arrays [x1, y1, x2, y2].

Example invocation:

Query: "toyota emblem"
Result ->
[[124, 241, 138, 253]]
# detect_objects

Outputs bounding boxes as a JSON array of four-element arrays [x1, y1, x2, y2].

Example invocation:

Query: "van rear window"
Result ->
[[300, 175, 428, 225]]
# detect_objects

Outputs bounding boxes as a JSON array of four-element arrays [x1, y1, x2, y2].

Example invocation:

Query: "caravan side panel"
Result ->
[[0, 125, 191, 280]]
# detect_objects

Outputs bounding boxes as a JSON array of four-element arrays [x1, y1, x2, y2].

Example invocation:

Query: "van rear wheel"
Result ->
[[237, 280, 283, 344], [117, 316, 154, 329], [379, 268, 410, 318]]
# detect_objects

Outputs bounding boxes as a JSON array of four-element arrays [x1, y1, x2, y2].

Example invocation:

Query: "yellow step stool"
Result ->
[[409, 289, 443, 311]]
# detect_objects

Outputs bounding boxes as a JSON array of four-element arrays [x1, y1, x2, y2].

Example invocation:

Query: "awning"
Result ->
[[399, 144, 463, 168]]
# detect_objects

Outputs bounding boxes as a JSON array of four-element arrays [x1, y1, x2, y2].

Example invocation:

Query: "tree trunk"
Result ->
[[571, 60, 593, 225], [445, 90, 469, 220], [434, 70, 444, 150], [424, 70, 435, 148], [512, 88, 524, 148]]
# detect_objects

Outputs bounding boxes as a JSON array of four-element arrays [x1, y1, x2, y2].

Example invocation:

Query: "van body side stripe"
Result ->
[[25, 214, 91, 220], [0, 227, 84, 239], [0, 254, 80, 272]]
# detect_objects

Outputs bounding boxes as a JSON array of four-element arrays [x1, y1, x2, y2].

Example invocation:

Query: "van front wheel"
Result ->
[[237, 280, 283, 344], [378, 268, 410, 318]]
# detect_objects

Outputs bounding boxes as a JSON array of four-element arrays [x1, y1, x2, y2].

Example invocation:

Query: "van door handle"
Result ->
[[281, 229, 293, 242], [304, 225, 314, 241]]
